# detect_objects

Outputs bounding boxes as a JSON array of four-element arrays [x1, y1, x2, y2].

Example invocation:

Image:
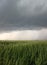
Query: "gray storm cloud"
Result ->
[[0, 0, 47, 32]]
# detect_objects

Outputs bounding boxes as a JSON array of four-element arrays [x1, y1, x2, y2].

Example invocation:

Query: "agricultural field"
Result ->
[[0, 41, 47, 65]]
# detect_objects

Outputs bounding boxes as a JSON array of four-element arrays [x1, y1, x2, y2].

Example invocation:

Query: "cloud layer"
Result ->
[[0, 0, 47, 40], [0, 0, 47, 31]]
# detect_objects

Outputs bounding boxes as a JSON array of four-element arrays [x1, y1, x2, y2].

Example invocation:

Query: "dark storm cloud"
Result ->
[[0, 0, 47, 31]]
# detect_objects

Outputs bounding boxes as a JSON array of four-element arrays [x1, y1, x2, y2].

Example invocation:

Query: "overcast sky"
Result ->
[[0, 0, 47, 40]]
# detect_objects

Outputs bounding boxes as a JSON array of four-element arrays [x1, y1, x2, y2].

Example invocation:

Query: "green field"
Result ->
[[0, 41, 47, 65]]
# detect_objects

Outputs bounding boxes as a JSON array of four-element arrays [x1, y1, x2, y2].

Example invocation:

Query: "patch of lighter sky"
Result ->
[[17, 0, 47, 16], [0, 28, 47, 40]]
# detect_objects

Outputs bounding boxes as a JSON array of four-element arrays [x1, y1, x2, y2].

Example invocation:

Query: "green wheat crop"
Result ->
[[0, 41, 47, 65]]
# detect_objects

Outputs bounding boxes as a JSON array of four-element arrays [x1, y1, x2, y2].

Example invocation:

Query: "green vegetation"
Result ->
[[0, 41, 47, 65]]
